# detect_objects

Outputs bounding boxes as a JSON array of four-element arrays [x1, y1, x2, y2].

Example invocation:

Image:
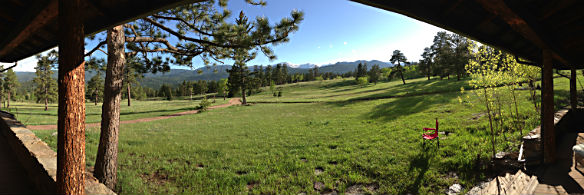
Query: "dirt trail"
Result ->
[[27, 98, 241, 130]]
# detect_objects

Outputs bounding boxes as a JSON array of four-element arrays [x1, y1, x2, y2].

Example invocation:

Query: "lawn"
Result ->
[[9, 97, 228, 126], [30, 75, 581, 194]]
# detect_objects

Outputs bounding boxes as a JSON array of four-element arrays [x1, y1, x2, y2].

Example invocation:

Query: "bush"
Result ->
[[198, 98, 211, 112], [278, 91, 282, 97], [357, 77, 368, 87]]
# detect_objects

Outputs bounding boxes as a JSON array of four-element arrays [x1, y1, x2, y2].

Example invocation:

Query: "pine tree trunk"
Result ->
[[127, 84, 131, 107], [240, 67, 247, 105], [95, 25, 125, 190], [45, 87, 48, 111], [399, 71, 406, 85], [94, 91, 98, 105], [7, 90, 10, 109], [57, 0, 86, 192]]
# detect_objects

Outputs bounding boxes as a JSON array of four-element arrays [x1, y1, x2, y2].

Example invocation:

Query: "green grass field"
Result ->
[[9, 98, 228, 126], [28, 75, 581, 194]]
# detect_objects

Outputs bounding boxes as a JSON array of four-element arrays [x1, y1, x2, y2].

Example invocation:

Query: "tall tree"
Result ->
[[419, 47, 433, 80], [34, 50, 58, 111], [3, 69, 19, 108], [92, 0, 303, 186], [94, 25, 124, 189], [450, 34, 471, 80], [85, 57, 106, 106], [217, 78, 228, 100], [430, 31, 452, 79], [87, 71, 104, 105], [281, 64, 288, 84], [390, 50, 408, 85], [123, 56, 145, 106], [368, 64, 381, 84]]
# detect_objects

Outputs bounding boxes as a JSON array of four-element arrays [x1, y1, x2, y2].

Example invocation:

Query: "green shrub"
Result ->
[[198, 98, 211, 112], [357, 77, 368, 87]]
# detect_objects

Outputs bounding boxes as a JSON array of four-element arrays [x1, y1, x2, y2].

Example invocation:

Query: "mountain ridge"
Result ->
[[16, 60, 394, 88]]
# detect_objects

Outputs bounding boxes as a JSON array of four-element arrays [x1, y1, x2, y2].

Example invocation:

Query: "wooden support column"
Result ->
[[57, 0, 86, 194], [541, 49, 555, 164], [571, 67, 578, 109]]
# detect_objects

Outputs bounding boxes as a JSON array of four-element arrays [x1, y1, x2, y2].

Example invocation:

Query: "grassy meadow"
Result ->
[[9, 98, 228, 126], [25, 75, 581, 194]]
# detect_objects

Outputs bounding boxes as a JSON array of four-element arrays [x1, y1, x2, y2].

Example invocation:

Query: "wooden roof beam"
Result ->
[[0, 0, 57, 59], [475, 0, 571, 65]]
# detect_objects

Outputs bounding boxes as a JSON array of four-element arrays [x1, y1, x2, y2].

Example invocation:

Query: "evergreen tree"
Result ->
[[419, 47, 433, 80], [92, 1, 304, 187], [450, 34, 471, 80], [368, 64, 381, 84], [265, 65, 273, 85], [124, 56, 145, 106], [272, 64, 282, 84], [217, 78, 228, 100], [3, 69, 19, 108], [281, 64, 288, 84], [430, 31, 453, 79], [390, 50, 408, 85], [33, 50, 58, 111], [87, 72, 104, 105]]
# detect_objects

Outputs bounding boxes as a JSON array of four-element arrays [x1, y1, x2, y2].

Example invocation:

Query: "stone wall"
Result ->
[[0, 111, 115, 194], [522, 108, 584, 165]]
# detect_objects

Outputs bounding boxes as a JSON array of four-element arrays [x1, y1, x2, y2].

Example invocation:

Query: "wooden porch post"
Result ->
[[542, 49, 555, 164], [571, 67, 578, 109], [57, 0, 86, 194]]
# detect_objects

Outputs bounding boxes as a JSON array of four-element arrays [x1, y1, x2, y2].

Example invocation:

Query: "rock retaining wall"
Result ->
[[0, 111, 115, 194]]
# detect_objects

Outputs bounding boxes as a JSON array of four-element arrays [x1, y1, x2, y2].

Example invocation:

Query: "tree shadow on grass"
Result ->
[[119, 107, 193, 116], [364, 93, 458, 123], [400, 148, 435, 194]]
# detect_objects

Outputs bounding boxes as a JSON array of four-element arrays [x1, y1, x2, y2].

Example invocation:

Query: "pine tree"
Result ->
[[390, 50, 408, 85], [368, 64, 381, 84], [124, 56, 145, 106], [33, 50, 58, 111], [3, 69, 19, 108], [87, 72, 104, 105], [217, 78, 228, 100], [419, 47, 433, 80], [91, 0, 303, 186]]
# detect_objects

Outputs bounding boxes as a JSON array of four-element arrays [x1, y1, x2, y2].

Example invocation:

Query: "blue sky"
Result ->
[[4, 0, 446, 72]]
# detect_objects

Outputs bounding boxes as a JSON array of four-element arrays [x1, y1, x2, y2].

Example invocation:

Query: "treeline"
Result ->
[[418, 31, 472, 80]]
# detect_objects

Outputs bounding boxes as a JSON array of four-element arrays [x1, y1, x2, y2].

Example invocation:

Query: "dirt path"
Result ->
[[27, 98, 241, 131]]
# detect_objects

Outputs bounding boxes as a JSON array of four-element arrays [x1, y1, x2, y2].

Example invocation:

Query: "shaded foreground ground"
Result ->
[[0, 133, 37, 193]]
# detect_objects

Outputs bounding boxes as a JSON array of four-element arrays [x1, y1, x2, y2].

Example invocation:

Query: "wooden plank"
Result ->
[[56, 0, 86, 194], [474, 0, 571, 65], [0, 0, 57, 58]]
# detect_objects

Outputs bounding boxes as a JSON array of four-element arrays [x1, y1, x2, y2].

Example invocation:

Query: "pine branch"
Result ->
[[85, 40, 107, 57]]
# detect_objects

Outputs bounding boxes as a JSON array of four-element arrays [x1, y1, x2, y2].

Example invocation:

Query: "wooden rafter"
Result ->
[[475, 0, 571, 65], [0, 0, 57, 58]]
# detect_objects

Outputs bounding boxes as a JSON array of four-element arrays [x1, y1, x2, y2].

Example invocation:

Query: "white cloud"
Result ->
[[343, 41, 348, 45], [317, 46, 321, 49], [1, 55, 37, 72], [329, 44, 333, 48]]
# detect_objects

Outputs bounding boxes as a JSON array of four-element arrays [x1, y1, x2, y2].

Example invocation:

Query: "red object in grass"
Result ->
[[422, 119, 439, 140]]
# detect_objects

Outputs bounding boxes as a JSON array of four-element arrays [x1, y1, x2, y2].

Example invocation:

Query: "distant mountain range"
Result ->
[[16, 60, 394, 89]]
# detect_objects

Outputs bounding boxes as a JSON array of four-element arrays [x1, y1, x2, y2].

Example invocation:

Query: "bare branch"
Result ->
[[0, 62, 18, 73], [85, 40, 107, 57]]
